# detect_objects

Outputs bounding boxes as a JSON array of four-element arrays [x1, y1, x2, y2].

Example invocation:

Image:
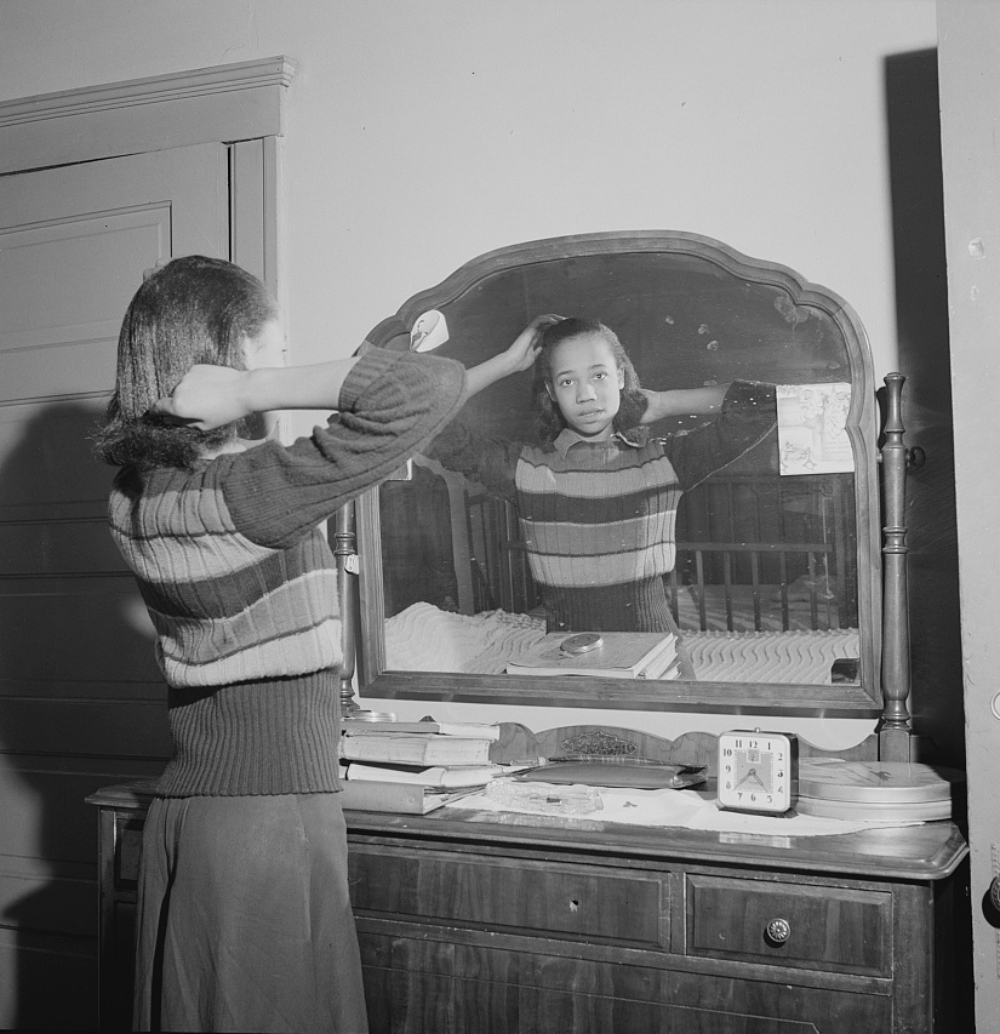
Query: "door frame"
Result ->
[[938, 1, 1000, 1030], [0, 54, 295, 299]]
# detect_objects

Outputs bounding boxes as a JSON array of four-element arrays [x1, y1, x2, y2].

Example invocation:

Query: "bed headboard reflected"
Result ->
[[350, 231, 889, 719]]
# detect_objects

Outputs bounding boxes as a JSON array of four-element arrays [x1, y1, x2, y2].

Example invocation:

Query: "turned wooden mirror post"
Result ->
[[333, 502, 360, 714], [878, 371, 915, 760], [335, 500, 397, 720]]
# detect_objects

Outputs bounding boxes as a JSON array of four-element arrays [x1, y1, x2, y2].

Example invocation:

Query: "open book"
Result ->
[[506, 631, 678, 679]]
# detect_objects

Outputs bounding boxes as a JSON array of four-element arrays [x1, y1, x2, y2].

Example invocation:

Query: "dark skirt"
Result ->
[[133, 793, 368, 1033]]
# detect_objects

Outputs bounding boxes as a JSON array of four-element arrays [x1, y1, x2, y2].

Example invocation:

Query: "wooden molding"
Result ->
[[0, 55, 296, 175], [493, 723, 879, 772]]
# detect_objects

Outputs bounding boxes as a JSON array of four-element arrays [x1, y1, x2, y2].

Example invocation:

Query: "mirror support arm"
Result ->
[[334, 502, 362, 716], [878, 372, 915, 760]]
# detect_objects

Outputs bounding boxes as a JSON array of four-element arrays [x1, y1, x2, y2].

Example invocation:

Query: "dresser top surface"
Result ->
[[343, 804, 967, 881], [87, 781, 967, 881]]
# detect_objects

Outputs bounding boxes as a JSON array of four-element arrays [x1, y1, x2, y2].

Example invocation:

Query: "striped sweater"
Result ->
[[108, 349, 467, 795], [432, 380, 777, 633]]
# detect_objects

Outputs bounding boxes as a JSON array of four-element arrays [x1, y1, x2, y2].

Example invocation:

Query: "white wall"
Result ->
[[0, 0, 938, 742], [1, 0, 935, 373]]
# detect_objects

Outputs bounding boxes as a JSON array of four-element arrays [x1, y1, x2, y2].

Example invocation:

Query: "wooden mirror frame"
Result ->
[[349, 231, 888, 718]]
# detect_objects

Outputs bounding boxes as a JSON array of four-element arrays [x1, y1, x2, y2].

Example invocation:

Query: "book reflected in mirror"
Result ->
[[506, 631, 678, 679]]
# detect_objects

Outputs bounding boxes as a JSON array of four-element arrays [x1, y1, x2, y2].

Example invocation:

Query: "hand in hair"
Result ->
[[142, 257, 172, 282], [149, 365, 253, 430], [464, 313, 564, 397], [506, 313, 565, 372]]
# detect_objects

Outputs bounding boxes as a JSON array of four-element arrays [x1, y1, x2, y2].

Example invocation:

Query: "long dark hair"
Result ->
[[94, 256, 276, 471], [531, 317, 648, 445]]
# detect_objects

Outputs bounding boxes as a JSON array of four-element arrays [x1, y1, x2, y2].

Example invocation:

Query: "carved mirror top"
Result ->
[[354, 231, 882, 717]]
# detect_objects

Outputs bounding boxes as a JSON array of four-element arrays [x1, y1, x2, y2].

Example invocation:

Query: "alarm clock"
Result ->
[[717, 729, 798, 814]]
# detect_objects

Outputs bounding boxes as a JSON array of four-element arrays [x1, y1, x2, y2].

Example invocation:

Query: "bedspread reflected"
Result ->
[[384, 602, 859, 684]]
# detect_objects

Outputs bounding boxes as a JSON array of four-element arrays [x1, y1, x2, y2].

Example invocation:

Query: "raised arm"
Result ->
[[640, 383, 731, 425], [662, 380, 778, 491], [214, 349, 470, 546], [149, 358, 364, 431], [463, 314, 563, 397]]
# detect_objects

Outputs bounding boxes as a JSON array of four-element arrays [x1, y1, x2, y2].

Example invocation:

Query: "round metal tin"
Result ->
[[797, 761, 961, 804]]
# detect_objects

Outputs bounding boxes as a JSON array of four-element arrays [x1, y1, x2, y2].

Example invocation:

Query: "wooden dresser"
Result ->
[[87, 782, 970, 1033]]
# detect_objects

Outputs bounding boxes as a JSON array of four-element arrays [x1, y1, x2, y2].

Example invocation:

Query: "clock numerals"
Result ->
[[717, 730, 798, 815]]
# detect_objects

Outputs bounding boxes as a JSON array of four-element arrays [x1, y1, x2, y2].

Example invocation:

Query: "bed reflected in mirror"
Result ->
[[353, 233, 883, 716], [378, 460, 858, 686]]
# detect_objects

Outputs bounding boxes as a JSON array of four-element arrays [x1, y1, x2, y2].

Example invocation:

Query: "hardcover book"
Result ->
[[344, 761, 496, 789], [338, 779, 470, 815], [342, 718, 501, 741], [339, 732, 493, 766]]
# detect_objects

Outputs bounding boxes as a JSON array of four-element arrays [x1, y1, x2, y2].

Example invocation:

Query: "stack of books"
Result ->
[[339, 718, 501, 813], [506, 631, 679, 680]]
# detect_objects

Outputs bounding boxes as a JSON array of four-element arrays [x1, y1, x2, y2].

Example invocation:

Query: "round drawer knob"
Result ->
[[990, 877, 1000, 913], [765, 917, 791, 944]]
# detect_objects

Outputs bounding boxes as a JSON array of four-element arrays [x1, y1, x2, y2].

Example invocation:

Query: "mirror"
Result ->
[[353, 232, 882, 716]]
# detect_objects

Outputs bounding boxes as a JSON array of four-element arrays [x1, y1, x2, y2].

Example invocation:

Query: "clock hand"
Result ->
[[737, 767, 767, 789]]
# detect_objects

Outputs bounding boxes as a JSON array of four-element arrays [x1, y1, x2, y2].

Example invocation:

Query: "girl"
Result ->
[[95, 255, 469, 1032], [430, 317, 777, 662]]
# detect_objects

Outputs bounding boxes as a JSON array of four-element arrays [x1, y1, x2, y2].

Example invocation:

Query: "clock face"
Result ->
[[718, 731, 797, 813]]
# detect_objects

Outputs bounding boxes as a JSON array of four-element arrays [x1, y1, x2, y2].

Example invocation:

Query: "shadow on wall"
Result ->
[[0, 400, 165, 1031], [884, 48, 964, 771]]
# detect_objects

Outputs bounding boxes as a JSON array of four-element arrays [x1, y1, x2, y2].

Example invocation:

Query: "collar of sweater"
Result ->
[[552, 427, 641, 459]]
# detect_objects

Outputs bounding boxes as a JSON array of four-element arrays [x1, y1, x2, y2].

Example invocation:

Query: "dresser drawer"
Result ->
[[686, 874, 892, 976], [350, 845, 668, 948]]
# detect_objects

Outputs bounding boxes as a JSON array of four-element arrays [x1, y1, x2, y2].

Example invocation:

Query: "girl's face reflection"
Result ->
[[546, 333, 625, 440]]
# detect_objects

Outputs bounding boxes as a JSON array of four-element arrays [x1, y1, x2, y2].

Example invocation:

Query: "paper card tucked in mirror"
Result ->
[[777, 383, 853, 475], [409, 309, 450, 352]]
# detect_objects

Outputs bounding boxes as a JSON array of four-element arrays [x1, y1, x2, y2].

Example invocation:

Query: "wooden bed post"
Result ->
[[879, 372, 916, 760]]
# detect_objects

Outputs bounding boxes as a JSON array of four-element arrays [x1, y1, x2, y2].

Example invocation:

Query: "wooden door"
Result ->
[[0, 143, 228, 1031]]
